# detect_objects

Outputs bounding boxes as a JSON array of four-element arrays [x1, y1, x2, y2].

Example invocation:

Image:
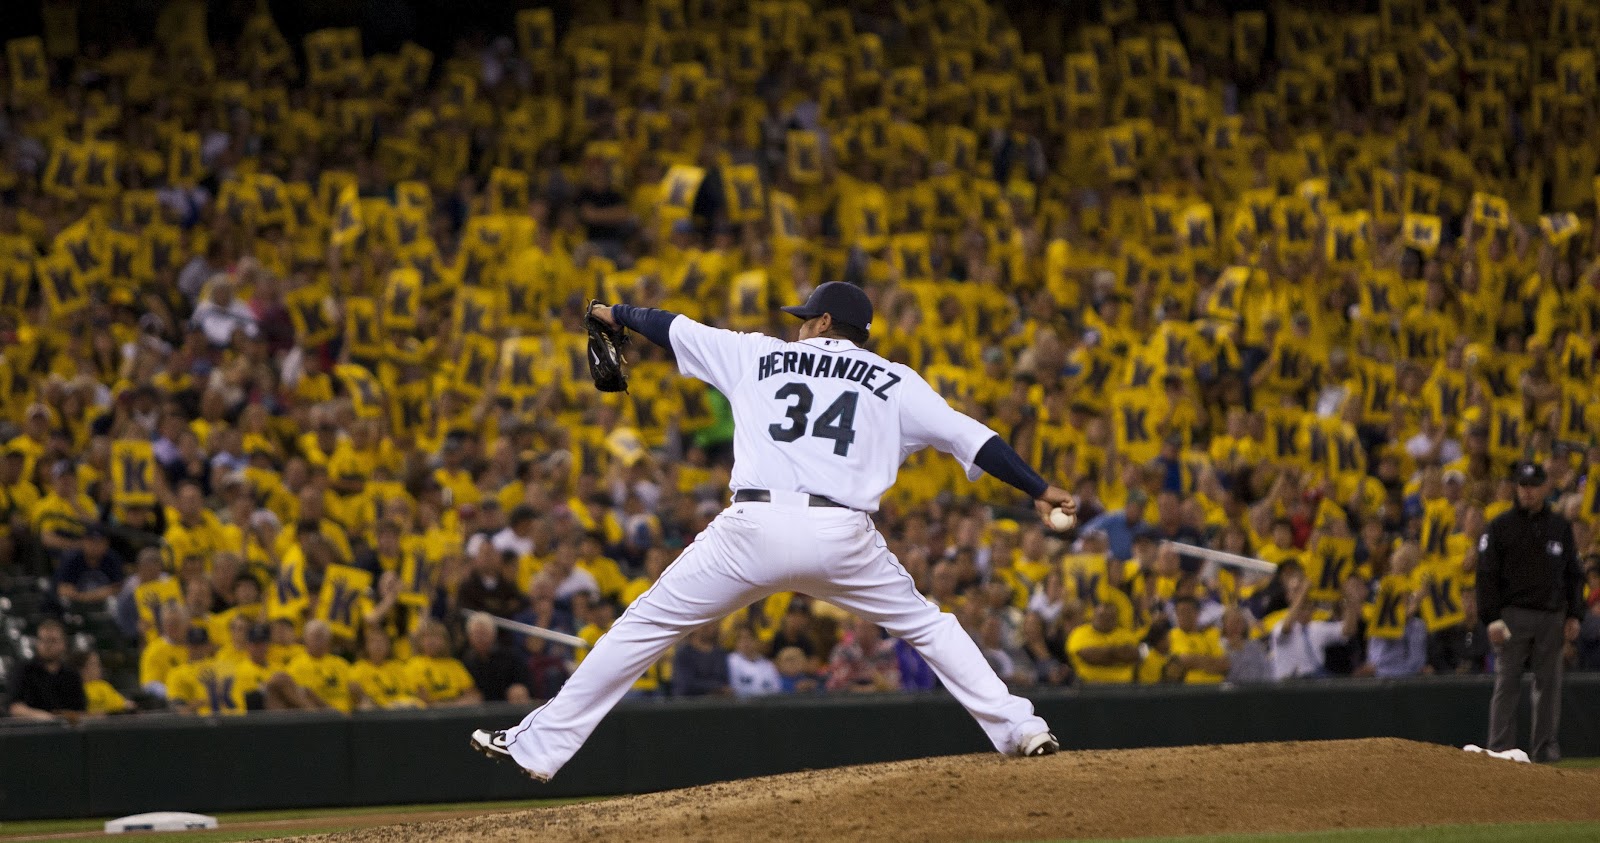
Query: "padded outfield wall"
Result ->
[[5, 675, 1598, 820]]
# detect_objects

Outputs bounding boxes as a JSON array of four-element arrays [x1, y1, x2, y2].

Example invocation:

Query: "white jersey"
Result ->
[[669, 317, 995, 511], [726, 652, 782, 697]]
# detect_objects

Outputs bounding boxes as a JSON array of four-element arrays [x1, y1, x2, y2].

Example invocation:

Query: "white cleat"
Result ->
[[1017, 731, 1060, 757], [470, 729, 550, 782]]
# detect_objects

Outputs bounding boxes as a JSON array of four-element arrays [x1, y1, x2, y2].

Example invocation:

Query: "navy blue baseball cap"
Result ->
[[781, 282, 873, 332], [1514, 461, 1548, 486]]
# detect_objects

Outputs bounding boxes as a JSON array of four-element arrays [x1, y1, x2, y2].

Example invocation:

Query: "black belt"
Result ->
[[733, 489, 848, 508]]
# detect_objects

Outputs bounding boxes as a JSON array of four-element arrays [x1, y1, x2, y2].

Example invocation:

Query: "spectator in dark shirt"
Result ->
[[766, 600, 816, 662], [574, 158, 633, 257], [7, 619, 87, 722], [54, 527, 126, 607], [1150, 491, 1206, 572], [1428, 589, 1490, 674], [523, 634, 570, 700], [1069, 475, 1105, 529], [774, 646, 820, 694], [1580, 562, 1600, 670], [512, 574, 576, 701], [1079, 491, 1148, 561], [1153, 426, 1194, 495], [456, 541, 526, 620], [671, 622, 730, 697], [461, 613, 531, 704], [513, 574, 575, 649]]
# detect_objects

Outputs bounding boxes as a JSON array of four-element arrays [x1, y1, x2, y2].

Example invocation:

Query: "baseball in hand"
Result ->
[[1048, 506, 1076, 532]]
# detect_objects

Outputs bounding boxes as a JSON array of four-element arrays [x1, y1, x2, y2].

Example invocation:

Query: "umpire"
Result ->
[[1477, 461, 1586, 762]]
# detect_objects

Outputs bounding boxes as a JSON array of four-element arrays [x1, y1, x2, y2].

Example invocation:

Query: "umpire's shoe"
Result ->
[[470, 729, 550, 782], [1017, 731, 1060, 757]]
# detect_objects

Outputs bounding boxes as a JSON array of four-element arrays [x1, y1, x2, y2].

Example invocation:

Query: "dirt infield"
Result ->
[[297, 739, 1600, 842]]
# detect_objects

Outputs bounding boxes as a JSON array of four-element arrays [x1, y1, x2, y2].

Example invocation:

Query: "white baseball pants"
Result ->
[[505, 493, 1050, 778]]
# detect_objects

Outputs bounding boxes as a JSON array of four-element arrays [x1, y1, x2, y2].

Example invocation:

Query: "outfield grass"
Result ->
[[1555, 757, 1600, 769]]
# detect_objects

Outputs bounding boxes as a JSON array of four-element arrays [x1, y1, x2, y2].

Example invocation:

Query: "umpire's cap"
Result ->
[[781, 282, 873, 332], [1513, 461, 1548, 486]]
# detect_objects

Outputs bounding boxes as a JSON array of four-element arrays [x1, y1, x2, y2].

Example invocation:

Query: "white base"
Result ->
[[105, 812, 219, 834], [1462, 744, 1531, 763]]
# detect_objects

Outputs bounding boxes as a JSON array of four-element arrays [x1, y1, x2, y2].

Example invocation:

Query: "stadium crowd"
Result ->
[[5, 0, 1600, 722]]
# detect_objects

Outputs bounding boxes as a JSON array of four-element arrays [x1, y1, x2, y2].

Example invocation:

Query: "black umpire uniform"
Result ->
[[1476, 462, 1586, 762]]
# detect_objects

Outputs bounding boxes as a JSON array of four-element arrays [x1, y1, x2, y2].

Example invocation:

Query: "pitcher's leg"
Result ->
[[812, 533, 1047, 754], [505, 529, 769, 777]]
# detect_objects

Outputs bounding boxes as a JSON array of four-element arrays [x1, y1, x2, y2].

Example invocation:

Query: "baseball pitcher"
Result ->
[[473, 282, 1075, 780]]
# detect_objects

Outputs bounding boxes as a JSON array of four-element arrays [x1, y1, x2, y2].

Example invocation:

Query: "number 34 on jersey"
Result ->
[[671, 320, 997, 513], [758, 349, 904, 457]]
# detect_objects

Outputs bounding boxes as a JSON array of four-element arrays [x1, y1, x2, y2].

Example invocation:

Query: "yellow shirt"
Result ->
[[1257, 542, 1299, 566], [620, 576, 653, 607], [1066, 625, 1140, 684], [268, 643, 307, 673], [167, 658, 256, 716], [273, 519, 354, 565], [326, 445, 375, 490], [288, 652, 354, 713], [433, 467, 481, 506], [350, 658, 423, 709], [231, 659, 270, 705], [214, 522, 247, 557], [139, 637, 188, 689], [85, 679, 130, 715], [2, 481, 41, 532], [989, 567, 1032, 610], [134, 577, 184, 640], [31, 492, 98, 539], [406, 655, 475, 703], [7, 437, 45, 495], [515, 553, 546, 594], [580, 556, 628, 600], [1013, 553, 1054, 586], [1168, 627, 1226, 684], [1135, 649, 1168, 684], [1209, 435, 1261, 467], [163, 513, 226, 567]]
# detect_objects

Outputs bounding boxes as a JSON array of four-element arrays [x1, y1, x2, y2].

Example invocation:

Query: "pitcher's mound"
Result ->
[[302, 738, 1600, 842]]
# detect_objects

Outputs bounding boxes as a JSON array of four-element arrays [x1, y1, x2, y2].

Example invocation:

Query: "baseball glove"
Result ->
[[585, 300, 630, 393]]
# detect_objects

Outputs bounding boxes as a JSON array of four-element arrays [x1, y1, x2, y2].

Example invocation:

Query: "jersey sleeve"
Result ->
[[668, 317, 771, 394], [896, 368, 998, 481]]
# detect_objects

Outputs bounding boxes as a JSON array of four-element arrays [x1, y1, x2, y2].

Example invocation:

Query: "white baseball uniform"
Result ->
[[502, 317, 1050, 778]]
